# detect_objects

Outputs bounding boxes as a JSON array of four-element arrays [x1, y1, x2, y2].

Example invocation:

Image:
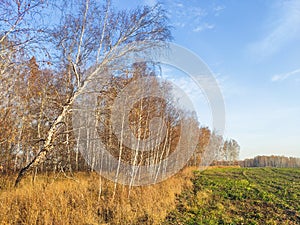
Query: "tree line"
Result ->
[[239, 155, 300, 168], [0, 0, 240, 187], [210, 155, 300, 168]]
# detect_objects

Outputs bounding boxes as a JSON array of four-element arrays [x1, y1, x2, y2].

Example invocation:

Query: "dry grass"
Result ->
[[204, 165, 241, 169], [0, 167, 196, 225]]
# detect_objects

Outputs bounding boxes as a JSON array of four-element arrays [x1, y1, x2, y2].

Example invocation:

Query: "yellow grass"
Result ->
[[204, 165, 241, 169], [0, 167, 196, 224]]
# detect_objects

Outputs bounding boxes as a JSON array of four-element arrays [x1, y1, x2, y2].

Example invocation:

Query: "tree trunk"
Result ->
[[15, 147, 48, 187], [14, 95, 74, 187]]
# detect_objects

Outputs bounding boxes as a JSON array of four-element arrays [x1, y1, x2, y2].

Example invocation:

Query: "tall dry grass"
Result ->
[[0, 167, 196, 224]]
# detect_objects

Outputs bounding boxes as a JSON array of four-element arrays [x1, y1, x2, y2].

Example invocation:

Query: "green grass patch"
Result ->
[[164, 167, 300, 225]]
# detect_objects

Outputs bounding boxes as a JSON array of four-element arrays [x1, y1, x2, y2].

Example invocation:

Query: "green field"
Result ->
[[164, 167, 300, 225]]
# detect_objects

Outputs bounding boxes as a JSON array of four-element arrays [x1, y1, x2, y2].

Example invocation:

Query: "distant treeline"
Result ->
[[239, 155, 300, 168], [212, 155, 300, 168]]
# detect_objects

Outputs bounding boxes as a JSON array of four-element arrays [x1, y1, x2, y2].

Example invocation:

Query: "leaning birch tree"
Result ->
[[15, 0, 171, 186]]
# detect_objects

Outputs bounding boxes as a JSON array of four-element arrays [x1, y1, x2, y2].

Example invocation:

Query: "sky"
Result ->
[[113, 0, 300, 159], [161, 0, 300, 160]]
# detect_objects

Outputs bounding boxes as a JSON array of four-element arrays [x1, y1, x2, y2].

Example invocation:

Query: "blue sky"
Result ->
[[115, 0, 300, 159]]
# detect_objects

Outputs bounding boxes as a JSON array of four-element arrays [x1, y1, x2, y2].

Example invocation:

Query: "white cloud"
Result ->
[[173, 22, 186, 28], [214, 5, 225, 12], [271, 68, 300, 82], [213, 5, 225, 16], [193, 23, 215, 33], [249, 0, 300, 58], [162, 0, 220, 33], [144, 0, 157, 6]]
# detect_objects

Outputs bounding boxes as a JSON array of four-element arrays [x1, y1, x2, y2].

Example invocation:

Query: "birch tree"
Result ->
[[222, 139, 240, 163], [0, 0, 49, 171], [14, 0, 171, 186]]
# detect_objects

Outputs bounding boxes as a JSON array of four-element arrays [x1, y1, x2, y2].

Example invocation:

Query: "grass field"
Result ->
[[164, 167, 300, 225], [0, 167, 299, 224], [0, 168, 194, 225]]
